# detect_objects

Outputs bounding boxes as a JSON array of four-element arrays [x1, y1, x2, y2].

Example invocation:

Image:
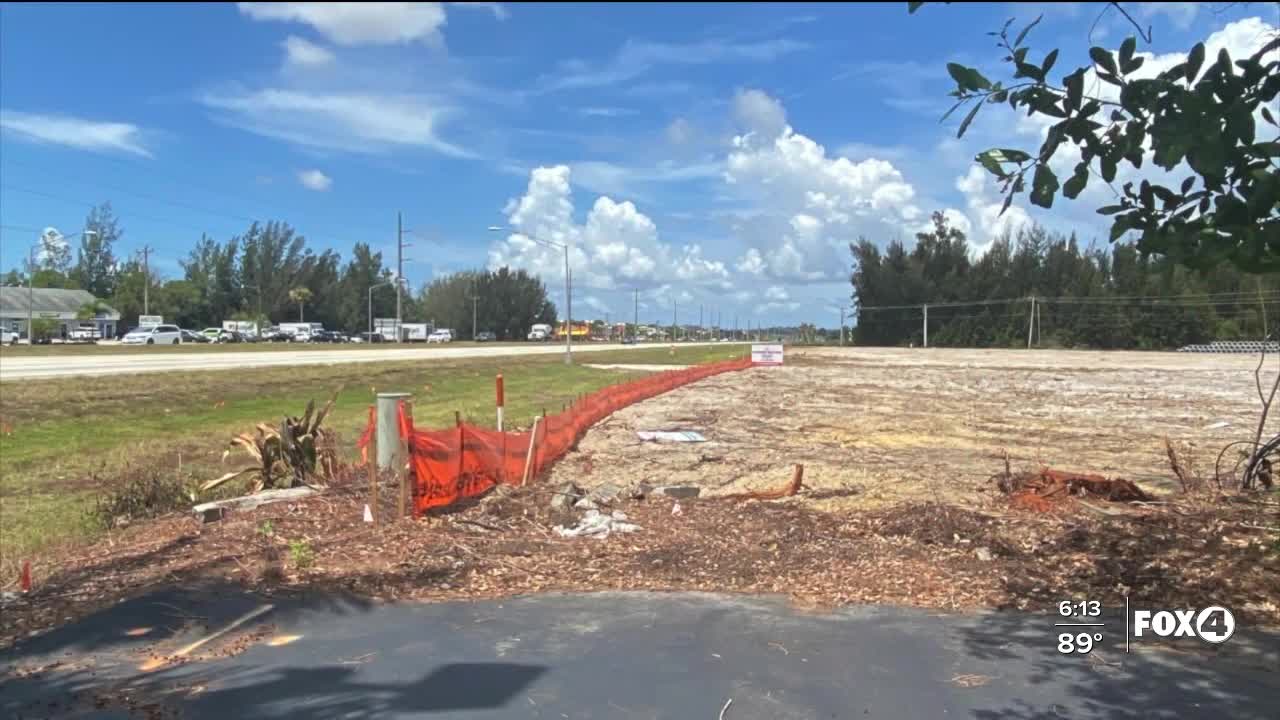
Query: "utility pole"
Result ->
[[1026, 296, 1036, 349], [139, 245, 154, 315], [634, 288, 639, 340], [734, 313, 738, 341], [396, 212, 404, 343], [471, 295, 478, 341], [605, 311, 610, 341], [673, 300, 678, 341], [923, 304, 928, 348], [699, 304, 704, 337]]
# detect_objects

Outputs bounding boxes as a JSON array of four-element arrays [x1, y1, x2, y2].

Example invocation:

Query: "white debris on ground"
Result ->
[[636, 430, 706, 442], [554, 509, 642, 539]]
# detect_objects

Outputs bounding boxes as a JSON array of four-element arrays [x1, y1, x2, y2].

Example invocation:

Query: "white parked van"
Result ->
[[121, 324, 182, 345], [427, 329, 453, 343], [528, 323, 552, 341]]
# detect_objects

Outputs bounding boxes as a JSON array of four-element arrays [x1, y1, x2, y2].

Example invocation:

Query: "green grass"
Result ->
[[0, 344, 748, 566]]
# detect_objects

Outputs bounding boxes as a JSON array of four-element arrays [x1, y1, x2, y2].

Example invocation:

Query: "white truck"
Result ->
[[528, 323, 552, 341], [401, 323, 431, 342], [222, 320, 259, 338]]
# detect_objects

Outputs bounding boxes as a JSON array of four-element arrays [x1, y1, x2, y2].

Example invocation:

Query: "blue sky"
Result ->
[[1, 2, 1275, 326]]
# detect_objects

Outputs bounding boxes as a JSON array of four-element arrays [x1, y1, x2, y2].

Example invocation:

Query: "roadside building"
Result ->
[[0, 287, 121, 340]]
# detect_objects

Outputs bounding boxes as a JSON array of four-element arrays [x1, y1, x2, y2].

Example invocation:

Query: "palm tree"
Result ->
[[288, 287, 313, 322]]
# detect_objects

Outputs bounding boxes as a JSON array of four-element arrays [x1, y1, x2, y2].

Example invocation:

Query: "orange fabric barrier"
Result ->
[[357, 356, 753, 515]]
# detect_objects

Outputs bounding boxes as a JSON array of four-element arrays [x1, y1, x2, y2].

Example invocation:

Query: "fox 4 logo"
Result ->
[[1133, 606, 1235, 644]]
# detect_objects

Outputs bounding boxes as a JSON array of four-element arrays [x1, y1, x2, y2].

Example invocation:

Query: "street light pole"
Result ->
[[489, 225, 572, 364], [368, 280, 394, 337]]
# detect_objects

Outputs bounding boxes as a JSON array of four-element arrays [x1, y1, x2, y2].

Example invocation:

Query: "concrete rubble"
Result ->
[[554, 509, 642, 539]]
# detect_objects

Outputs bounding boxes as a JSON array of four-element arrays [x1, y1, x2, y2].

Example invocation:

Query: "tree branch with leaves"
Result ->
[[911, 2, 1280, 272]]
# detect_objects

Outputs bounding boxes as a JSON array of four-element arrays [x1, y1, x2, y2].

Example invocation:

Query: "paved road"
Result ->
[[0, 342, 733, 381], [2, 588, 1276, 719]]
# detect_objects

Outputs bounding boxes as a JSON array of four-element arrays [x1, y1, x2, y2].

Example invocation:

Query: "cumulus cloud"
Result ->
[[723, 90, 923, 281], [0, 111, 151, 157], [733, 88, 788, 141], [954, 166, 1030, 252], [283, 35, 335, 67], [238, 2, 448, 46], [297, 168, 332, 191], [541, 38, 808, 92], [488, 165, 735, 293]]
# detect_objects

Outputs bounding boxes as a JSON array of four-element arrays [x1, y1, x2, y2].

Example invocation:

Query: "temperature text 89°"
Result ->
[[1058, 632, 1103, 654]]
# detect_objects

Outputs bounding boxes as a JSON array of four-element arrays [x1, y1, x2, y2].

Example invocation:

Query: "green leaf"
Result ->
[[947, 63, 991, 92], [1187, 43, 1206, 81], [1089, 47, 1118, 75], [1119, 37, 1136, 69], [907, 1, 927, 13], [940, 99, 967, 123], [1064, 69, 1084, 111], [1263, 106, 1277, 127], [1097, 204, 1126, 215], [1123, 55, 1145, 74], [957, 101, 982, 138], [1016, 62, 1045, 82], [999, 192, 1015, 217], [1228, 105, 1256, 145], [977, 151, 1005, 177], [1101, 157, 1118, 182], [1109, 215, 1135, 242], [1253, 141, 1280, 158], [1180, 177, 1195, 194], [1041, 48, 1058, 77], [1013, 14, 1043, 48], [994, 148, 1032, 163], [1062, 162, 1089, 199], [1029, 163, 1059, 208]]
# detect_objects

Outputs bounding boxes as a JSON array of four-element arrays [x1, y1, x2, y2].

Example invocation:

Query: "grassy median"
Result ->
[[0, 344, 748, 569]]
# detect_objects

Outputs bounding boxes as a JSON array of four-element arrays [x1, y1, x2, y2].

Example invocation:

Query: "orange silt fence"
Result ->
[[358, 356, 753, 515]]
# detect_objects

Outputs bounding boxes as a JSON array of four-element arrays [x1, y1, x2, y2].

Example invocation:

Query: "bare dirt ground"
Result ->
[[3, 348, 1277, 650], [551, 347, 1270, 508]]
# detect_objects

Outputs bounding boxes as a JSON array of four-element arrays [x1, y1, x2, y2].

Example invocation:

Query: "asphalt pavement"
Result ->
[[2, 587, 1276, 719], [0, 342, 731, 381]]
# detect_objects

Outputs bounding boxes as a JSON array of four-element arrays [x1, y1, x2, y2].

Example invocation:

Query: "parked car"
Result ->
[[475, 331, 497, 342], [356, 332, 386, 344], [621, 336, 637, 345], [427, 329, 454, 344], [180, 329, 211, 344], [121, 324, 182, 345], [0, 328, 16, 346], [261, 329, 291, 342], [309, 330, 345, 343]]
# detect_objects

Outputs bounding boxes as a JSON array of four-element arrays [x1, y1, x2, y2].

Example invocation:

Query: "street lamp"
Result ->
[[488, 225, 572, 364], [28, 229, 95, 344]]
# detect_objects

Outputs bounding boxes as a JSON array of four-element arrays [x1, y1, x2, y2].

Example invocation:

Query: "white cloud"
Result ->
[[577, 106, 638, 118], [200, 89, 470, 157], [449, 2, 508, 21], [736, 248, 766, 275], [488, 165, 734, 293], [954, 166, 1030, 253], [583, 295, 609, 314], [541, 37, 808, 92], [666, 117, 694, 145], [0, 111, 151, 157], [568, 159, 721, 198], [297, 168, 332, 191], [722, 90, 922, 281], [1135, 2, 1199, 30], [238, 2, 447, 46], [283, 35, 335, 67], [733, 88, 788, 141], [764, 285, 789, 302]]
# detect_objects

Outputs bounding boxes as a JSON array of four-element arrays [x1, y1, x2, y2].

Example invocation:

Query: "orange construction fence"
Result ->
[[358, 356, 753, 515]]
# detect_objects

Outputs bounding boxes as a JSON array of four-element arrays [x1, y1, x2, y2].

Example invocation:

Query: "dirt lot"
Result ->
[[550, 347, 1270, 508], [3, 347, 1277, 649]]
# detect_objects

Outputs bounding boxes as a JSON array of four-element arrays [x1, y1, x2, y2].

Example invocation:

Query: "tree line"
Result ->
[[3, 203, 557, 338], [850, 212, 1280, 350]]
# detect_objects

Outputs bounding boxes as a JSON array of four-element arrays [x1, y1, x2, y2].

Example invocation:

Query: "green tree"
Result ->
[[182, 234, 241, 327], [910, 2, 1280, 271], [72, 202, 121, 298], [288, 287, 314, 322], [337, 243, 392, 333]]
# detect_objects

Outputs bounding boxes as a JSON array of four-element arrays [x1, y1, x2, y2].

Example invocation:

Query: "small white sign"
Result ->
[[138, 315, 163, 327], [751, 343, 784, 365]]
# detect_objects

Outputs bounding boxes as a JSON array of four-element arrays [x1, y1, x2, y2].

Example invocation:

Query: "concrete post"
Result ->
[[376, 392, 412, 470]]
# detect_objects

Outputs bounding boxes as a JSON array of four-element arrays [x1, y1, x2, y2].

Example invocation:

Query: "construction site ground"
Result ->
[[3, 348, 1278, 655]]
